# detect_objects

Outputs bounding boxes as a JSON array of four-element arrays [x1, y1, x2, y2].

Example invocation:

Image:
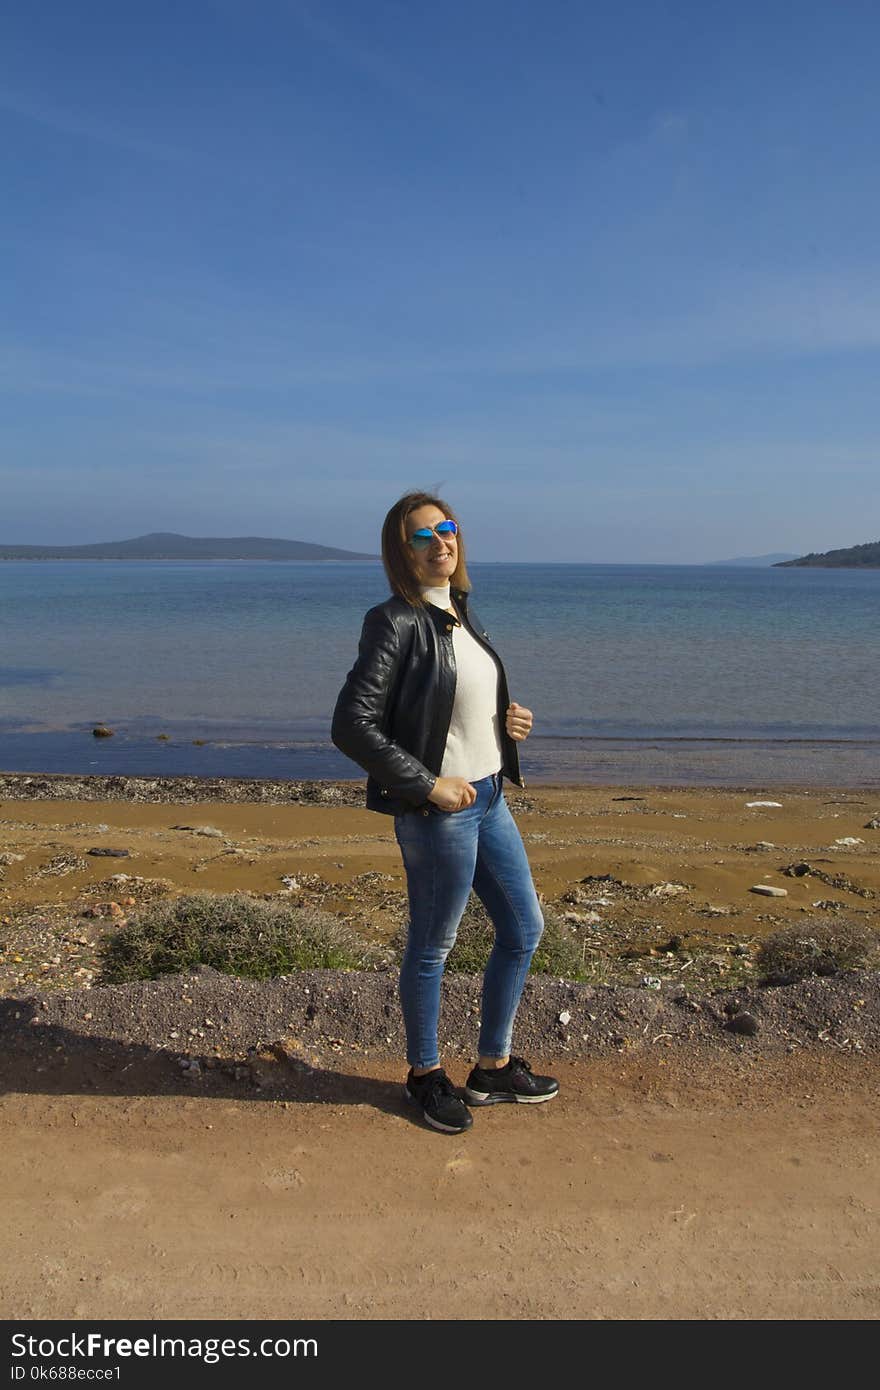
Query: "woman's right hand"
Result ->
[[428, 776, 477, 812]]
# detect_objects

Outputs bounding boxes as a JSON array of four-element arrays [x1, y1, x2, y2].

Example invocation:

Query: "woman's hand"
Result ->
[[428, 776, 477, 812], [506, 701, 533, 741]]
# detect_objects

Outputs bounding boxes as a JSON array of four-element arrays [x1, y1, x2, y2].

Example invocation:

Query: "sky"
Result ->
[[1, 0, 878, 562]]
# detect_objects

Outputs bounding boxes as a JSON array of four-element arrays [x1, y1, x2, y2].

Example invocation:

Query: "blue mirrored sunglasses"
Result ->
[[408, 519, 458, 550]]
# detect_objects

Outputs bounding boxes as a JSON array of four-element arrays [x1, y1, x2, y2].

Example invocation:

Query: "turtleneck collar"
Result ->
[[420, 581, 451, 609]]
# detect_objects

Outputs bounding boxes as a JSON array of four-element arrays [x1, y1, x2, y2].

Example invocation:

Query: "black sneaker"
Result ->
[[464, 1056, 559, 1106], [403, 1067, 473, 1134]]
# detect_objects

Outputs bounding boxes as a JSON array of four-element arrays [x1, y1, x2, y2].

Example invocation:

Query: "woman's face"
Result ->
[[405, 503, 459, 587]]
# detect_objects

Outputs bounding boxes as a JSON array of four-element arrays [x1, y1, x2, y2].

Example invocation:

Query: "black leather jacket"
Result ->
[[331, 587, 524, 816]]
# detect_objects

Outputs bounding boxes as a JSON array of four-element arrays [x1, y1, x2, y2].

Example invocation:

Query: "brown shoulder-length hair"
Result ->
[[381, 491, 472, 606]]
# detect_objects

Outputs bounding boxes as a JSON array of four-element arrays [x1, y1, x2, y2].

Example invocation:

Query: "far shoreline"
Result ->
[[2, 729, 878, 790]]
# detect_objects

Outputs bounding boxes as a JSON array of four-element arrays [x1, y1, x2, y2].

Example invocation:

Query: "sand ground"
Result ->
[[1, 778, 879, 1320], [2, 780, 879, 996], [3, 1051, 878, 1321]]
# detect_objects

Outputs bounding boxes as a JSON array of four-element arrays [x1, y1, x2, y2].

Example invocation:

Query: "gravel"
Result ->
[[0, 773, 368, 807], [5, 965, 878, 1077]]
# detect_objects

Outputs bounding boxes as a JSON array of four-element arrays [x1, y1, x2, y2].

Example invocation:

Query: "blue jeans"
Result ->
[[394, 771, 544, 1069]]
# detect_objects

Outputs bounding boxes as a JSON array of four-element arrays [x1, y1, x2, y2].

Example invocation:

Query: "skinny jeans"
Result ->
[[394, 771, 544, 1069]]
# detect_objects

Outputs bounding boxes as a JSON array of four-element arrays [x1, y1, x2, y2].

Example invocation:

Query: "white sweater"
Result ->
[[421, 583, 503, 782]]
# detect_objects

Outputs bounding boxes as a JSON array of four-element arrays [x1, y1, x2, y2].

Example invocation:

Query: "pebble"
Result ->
[[727, 1011, 760, 1036], [783, 862, 811, 877], [558, 1010, 571, 1025], [745, 801, 782, 808], [750, 884, 788, 897]]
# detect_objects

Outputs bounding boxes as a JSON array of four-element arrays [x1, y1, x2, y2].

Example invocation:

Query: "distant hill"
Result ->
[[0, 531, 379, 562], [775, 540, 880, 568], [708, 552, 799, 567]]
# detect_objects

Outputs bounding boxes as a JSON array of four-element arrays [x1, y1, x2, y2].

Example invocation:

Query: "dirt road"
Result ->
[[2, 1051, 878, 1321]]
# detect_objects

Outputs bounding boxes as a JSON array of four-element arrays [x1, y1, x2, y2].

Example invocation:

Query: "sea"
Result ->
[[1, 561, 878, 787]]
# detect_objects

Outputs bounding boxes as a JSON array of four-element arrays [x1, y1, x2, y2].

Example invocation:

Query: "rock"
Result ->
[[864, 817, 880, 830], [754, 841, 776, 851], [745, 801, 782, 808], [649, 882, 688, 897], [782, 862, 811, 877], [92, 725, 114, 738], [641, 975, 663, 990], [172, 824, 224, 837], [727, 1012, 759, 1036], [558, 1010, 571, 1026], [833, 837, 863, 847], [87, 847, 130, 858], [750, 884, 788, 897], [281, 876, 299, 891], [0, 852, 25, 865]]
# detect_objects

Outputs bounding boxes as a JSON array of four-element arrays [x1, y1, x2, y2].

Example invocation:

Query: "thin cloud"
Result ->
[[286, 0, 440, 113], [0, 85, 187, 162], [3, 266, 880, 404]]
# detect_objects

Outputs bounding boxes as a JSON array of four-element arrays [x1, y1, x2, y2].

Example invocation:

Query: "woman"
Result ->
[[331, 491, 558, 1134]]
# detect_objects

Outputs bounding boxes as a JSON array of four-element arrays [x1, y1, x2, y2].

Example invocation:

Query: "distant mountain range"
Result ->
[[708, 552, 799, 567], [3, 531, 876, 567], [775, 540, 880, 568], [0, 531, 379, 562]]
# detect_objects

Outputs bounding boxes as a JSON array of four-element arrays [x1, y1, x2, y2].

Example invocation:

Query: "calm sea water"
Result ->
[[1, 561, 878, 786]]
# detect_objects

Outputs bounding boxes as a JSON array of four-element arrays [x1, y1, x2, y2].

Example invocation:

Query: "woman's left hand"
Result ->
[[506, 701, 533, 741]]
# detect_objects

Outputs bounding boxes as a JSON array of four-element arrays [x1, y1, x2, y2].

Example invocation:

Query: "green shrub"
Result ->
[[99, 891, 393, 983], [756, 917, 879, 982], [393, 893, 591, 981]]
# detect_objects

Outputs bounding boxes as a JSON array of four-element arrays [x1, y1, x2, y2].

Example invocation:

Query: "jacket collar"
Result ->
[[421, 586, 469, 632]]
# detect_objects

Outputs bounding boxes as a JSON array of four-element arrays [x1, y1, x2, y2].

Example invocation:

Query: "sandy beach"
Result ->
[[1, 773, 879, 1320], [2, 773, 879, 994]]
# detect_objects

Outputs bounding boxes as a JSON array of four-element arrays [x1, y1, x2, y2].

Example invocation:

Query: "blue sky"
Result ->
[[2, 0, 878, 561]]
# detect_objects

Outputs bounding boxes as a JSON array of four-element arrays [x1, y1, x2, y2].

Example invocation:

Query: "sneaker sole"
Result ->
[[464, 1086, 558, 1106], [403, 1084, 473, 1134]]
